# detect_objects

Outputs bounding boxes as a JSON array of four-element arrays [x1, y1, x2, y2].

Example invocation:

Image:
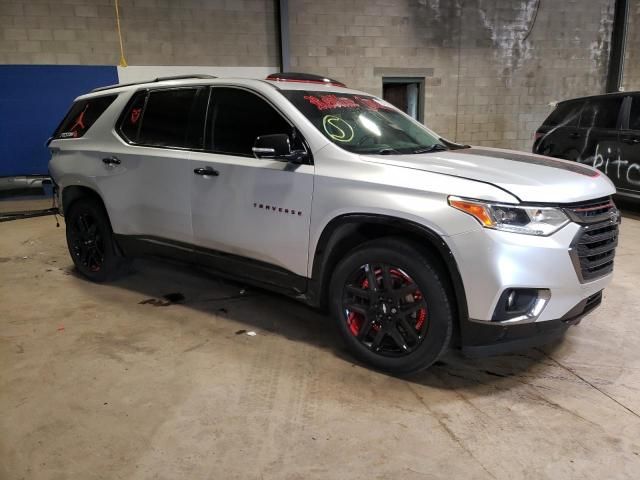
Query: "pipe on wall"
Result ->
[[606, 0, 629, 93], [276, 0, 290, 72]]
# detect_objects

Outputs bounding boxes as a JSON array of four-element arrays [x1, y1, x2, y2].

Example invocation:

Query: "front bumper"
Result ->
[[446, 221, 613, 353], [448, 222, 612, 323], [460, 290, 602, 356]]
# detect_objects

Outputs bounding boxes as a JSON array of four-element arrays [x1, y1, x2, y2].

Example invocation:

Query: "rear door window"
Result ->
[[629, 96, 640, 131], [544, 101, 582, 127], [580, 97, 623, 129], [137, 88, 200, 148], [53, 95, 117, 139]]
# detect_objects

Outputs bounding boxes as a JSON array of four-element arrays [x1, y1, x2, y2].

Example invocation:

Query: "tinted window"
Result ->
[[120, 91, 147, 142], [544, 101, 582, 127], [580, 97, 623, 129], [209, 88, 292, 156], [53, 95, 117, 139], [629, 96, 640, 131], [138, 88, 199, 147]]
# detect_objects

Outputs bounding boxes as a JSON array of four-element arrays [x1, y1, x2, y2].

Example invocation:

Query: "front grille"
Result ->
[[564, 197, 616, 224], [567, 197, 619, 283]]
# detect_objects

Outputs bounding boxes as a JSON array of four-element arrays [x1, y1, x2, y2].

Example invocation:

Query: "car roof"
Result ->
[[76, 75, 367, 101], [557, 90, 639, 105]]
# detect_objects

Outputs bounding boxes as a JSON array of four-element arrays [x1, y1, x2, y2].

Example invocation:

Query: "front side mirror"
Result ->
[[253, 134, 291, 158], [253, 134, 308, 164]]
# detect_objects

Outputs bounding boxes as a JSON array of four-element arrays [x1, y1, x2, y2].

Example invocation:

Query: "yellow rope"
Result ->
[[114, 0, 127, 67]]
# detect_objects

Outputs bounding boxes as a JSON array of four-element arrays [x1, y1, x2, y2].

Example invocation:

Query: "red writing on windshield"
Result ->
[[304, 95, 359, 110], [303, 94, 391, 112], [354, 96, 388, 111]]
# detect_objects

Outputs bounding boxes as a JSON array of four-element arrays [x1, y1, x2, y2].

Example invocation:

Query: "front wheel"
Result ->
[[329, 238, 453, 374]]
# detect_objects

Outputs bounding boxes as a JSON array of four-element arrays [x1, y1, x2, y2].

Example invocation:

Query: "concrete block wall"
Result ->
[[0, 0, 279, 67], [0, 0, 624, 152], [622, 0, 640, 91], [289, 0, 615, 151]]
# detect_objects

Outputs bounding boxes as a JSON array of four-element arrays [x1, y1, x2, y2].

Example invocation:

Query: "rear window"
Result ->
[[53, 95, 117, 139], [544, 101, 582, 127], [580, 97, 623, 129]]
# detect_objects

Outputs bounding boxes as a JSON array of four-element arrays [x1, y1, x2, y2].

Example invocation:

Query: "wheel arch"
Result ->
[[61, 185, 107, 217], [307, 214, 468, 344]]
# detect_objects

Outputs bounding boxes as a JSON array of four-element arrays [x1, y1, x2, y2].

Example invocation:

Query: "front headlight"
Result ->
[[448, 196, 569, 236]]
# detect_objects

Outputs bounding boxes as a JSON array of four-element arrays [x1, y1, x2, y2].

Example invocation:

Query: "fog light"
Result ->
[[506, 290, 517, 309], [492, 288, 551, 323]]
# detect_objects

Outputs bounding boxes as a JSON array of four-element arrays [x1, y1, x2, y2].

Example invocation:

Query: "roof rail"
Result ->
[[152, 74, 217, 82], [91, 74, 217, 93]]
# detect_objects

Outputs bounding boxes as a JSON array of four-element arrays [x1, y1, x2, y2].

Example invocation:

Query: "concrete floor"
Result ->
[[1, 212, 640, 480], [0, 195, 53, 214]]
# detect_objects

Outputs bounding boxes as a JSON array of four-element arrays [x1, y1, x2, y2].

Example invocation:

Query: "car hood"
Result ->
[[361, 146, 615, 203]]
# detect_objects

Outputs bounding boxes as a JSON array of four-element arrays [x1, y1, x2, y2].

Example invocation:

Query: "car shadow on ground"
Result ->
[[69, 255, 562, 390]]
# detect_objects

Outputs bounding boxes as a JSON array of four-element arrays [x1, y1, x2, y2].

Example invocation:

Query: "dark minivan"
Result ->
[[533, 92, 640, 200]]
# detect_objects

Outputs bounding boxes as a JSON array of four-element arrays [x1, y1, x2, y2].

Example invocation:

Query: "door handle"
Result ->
[[102, 156, 121, 166], [622, 137, 640, 145], [193, 167, 219, 176], [568, 132, 581, 139]]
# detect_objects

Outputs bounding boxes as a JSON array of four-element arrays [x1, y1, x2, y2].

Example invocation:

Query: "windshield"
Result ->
[[282, 90, 446, 154]]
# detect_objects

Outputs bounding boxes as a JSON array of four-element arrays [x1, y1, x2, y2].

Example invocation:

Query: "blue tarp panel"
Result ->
[[0, 65, 118, 177]]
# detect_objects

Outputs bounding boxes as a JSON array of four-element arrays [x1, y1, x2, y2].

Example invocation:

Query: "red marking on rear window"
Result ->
[[130, 107, 141, 124], [70, 105, 88, 133]]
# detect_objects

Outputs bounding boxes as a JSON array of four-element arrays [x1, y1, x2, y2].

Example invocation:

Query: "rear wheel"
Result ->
[[65, 198, 128, 282], [329, 238, 453, 374]]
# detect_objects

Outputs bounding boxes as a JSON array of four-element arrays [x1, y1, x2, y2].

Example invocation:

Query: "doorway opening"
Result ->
[[382, 77, 425, 122]]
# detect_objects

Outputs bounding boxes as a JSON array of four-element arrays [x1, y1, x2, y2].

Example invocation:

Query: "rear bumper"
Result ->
[[460, 290, 602, 357]]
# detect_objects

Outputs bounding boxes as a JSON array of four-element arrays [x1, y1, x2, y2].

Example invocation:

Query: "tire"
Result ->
[[65, 198, 128, 282], [329, 237, 453, 374]]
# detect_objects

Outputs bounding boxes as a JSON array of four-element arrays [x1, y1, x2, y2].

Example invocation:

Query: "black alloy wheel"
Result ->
[[65, 198, 129, 282], [68, 212, 105, 273], [343, 263, 429, 356], [330, 237, 453, 374]]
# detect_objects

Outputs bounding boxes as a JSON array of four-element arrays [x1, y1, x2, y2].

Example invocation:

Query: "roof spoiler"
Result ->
[[91, 74, 217, 93], [266, 72, 346, 88]]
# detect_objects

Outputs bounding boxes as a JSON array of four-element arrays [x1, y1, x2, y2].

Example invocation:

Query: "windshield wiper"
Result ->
[[373, 148, 400, 155], [412, 144, 448, 154]]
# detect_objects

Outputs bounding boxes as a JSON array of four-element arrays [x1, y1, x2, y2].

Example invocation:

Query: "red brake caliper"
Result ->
[[347, 277, 372, 336], [391, 268, 427, 331]]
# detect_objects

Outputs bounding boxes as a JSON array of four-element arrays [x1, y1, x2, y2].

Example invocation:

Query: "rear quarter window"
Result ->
[[53, 95, 117, 139], [544, 101, 583, 127]]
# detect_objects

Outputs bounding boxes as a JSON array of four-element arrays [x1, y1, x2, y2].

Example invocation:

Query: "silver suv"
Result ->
[[48, 73, 619, 373]]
